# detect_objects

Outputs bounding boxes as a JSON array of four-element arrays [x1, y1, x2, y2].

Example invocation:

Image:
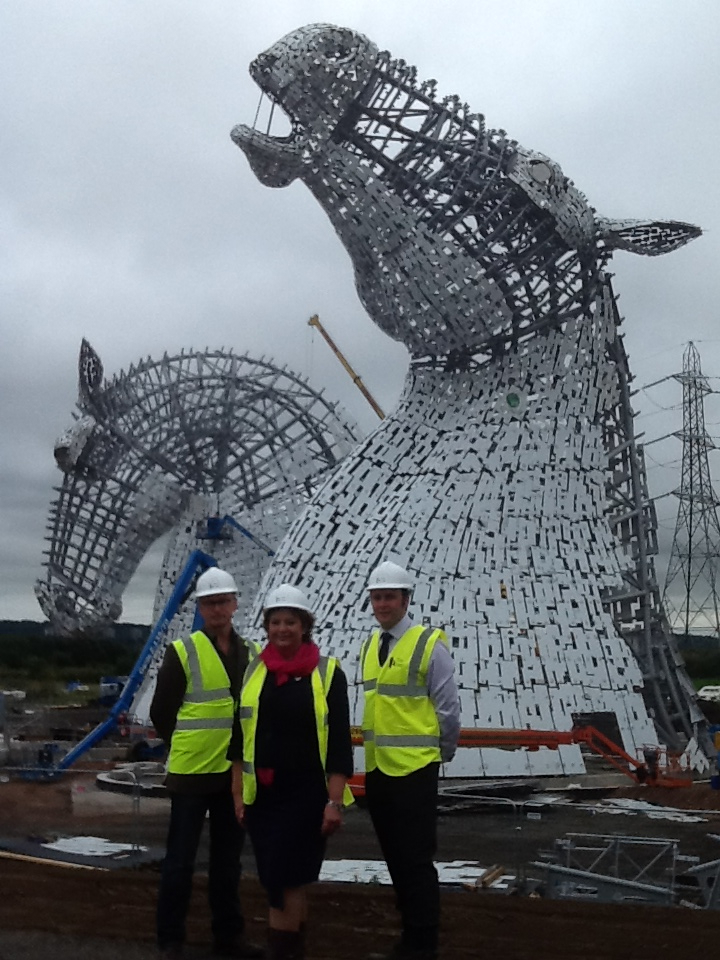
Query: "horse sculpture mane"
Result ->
[[230, 23, 707, 776]]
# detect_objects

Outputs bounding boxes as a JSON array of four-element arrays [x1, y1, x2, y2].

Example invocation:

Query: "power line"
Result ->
[[637, 387, 682, 412]]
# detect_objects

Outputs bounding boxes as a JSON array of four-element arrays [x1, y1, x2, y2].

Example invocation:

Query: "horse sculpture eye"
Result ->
[[326, 44, 352, 63], [529, 160, 554, 184]]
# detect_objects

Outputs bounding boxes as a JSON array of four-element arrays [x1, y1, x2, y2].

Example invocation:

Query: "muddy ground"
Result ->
[[2, 773, 720, 959]]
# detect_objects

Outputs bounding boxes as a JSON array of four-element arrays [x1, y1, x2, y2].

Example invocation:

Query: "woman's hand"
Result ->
[[321, 800, 343, 837]]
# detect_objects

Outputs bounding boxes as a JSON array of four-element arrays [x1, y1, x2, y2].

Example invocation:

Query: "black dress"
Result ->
[[243, 665, 352, 908]]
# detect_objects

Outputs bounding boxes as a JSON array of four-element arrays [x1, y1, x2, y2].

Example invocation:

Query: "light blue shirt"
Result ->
[[377, 613, 461, 763]]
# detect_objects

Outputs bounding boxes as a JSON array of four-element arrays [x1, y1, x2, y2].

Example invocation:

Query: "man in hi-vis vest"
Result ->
[[151, 568, 263, 960], [361, 561, 461, 960]]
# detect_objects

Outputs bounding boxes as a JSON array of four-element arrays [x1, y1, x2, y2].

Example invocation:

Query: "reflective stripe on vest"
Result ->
[[239, 654, 353, 808], [167, 632, 234, 775], [361, 624, 445, 777]]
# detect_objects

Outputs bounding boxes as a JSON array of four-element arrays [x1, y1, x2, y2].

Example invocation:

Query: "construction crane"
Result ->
[[453, 726, 691, 787], [32, 513, 277, 778], [347, 725, 692, 796], [307, 314, 385, 420], [198, 514, 275, 557], [45, 549, 218, 774]]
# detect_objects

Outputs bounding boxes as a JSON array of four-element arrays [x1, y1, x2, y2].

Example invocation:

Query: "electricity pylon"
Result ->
[[662, 341, 720, 638]]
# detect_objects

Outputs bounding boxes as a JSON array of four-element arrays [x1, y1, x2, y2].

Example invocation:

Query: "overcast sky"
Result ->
[[2, 1, 719, 626]]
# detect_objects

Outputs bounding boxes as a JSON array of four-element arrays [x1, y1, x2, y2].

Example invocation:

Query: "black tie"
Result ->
[[379, 631, 393, 666]]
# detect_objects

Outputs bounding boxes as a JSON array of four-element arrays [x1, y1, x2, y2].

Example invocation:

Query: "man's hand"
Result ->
[[233, 794, 245, 826], [231, 762, 245, 825], [321, 800, 343, 837]]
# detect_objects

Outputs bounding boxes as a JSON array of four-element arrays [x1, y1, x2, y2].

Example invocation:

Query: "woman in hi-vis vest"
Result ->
[[229, 583, 353, 960]]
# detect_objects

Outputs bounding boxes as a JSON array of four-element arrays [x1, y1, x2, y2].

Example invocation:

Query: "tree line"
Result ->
[[0, 631, 146, 684]]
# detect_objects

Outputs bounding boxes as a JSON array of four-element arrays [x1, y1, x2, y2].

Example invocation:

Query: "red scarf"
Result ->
[[256, 641, 321, 787], [260, 640, 320, 687]]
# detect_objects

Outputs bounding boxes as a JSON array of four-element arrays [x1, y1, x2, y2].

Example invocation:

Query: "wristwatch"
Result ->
[[326, 800, 343, 812]]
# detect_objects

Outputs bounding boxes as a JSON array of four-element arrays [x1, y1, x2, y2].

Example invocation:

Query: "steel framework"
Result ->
[[663, 341, 720, 637], [231, 23, 708, 774], [603, 326, 707, 750], [36, 339, 361, 638]]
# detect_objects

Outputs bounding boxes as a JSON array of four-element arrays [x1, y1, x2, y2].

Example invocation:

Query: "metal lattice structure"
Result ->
[[231, 23, 709, 775], [603, 329, 706, 751], [662, 341, 720, 638], [36, 339, 361, 640]]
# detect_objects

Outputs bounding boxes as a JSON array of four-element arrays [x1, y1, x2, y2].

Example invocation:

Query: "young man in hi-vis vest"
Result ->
[[361, 561, 461, 960], [151, 568, 263, 960]]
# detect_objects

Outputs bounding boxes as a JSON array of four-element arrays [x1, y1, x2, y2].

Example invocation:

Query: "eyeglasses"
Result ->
[[198, 597, 235, 608]]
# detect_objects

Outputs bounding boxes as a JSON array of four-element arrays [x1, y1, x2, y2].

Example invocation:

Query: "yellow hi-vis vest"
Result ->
[[238, 654, 354, 808], [167, 631, 235, 776], [361, 624, 447, 777]]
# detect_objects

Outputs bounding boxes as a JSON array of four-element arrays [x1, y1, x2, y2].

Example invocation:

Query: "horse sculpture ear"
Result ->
[[78, 338, 104, 404], [596, 217, 701, 256]]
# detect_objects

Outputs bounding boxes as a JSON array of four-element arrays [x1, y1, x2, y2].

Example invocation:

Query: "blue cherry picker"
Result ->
[[40, 515, 274, 776]]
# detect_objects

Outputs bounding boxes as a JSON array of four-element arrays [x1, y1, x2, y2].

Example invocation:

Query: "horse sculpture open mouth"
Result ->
[[230, 114, 302, 189], [231, 23, 378, 189]]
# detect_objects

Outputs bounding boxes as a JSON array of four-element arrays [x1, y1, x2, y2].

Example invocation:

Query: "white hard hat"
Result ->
[[367, 560, 414, 591], [264, 583, 314, 615], [195, 568, 238, 599]]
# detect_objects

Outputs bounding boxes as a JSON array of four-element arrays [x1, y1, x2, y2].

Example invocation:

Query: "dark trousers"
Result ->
[[157, 789, 245, 949], [366, 763, 440, 949]]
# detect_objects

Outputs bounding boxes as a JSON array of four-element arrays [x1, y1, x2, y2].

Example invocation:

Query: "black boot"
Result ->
[[267, 927, 303, 960], [298, 922, 306, 957]]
